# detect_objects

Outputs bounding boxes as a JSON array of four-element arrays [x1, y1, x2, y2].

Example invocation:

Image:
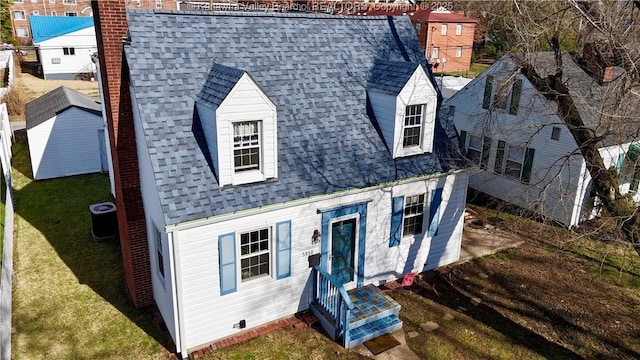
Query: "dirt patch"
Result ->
[[388, 212, 640, 360], [17, 73, 99, 101]]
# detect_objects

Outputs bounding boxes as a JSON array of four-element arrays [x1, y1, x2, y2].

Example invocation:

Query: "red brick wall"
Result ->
[[92, 0, 153, 308], [425, 21, 476, 74], [10, 0, 176, 44]]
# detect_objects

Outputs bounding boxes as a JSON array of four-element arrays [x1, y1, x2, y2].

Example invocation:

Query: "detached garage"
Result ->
[[26, 86, 107, 180]]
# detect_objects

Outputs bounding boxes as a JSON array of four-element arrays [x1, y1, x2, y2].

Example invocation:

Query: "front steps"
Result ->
[[311, 284, 403, 348]]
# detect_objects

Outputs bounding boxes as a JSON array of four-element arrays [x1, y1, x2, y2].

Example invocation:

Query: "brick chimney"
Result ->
[[92, 0, 153, 308]]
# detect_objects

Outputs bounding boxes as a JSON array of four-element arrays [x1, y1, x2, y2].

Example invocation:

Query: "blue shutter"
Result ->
[[218, 232, 237, 295], [427, 188, 443, 237], [276, 221, 292, 279], [389, 195, 404, 247]]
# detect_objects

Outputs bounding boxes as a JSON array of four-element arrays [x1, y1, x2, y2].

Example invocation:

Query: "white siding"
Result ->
[[447, 57, 588, 226], [197, 103, 219, 180], [215, 74, 277, 186], [131, 88, 177, 343], [173, 172, 468, 351], [368, 90, 396, 152], [600, 143, 640, 203], [395, 66, 438, 157], [35, 26, 97, 79], [27, 107, 104, 180], [93, 60, 115, 196]]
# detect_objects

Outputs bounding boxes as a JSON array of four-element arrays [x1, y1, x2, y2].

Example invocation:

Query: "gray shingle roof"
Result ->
[[527, 52, 639, 147], [195, 62, 245, 108], [368, 58, 420, 95], [124, 10, 461, 226], [25, 86, 101, 130]]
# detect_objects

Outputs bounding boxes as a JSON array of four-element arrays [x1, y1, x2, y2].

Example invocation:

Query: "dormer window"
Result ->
[[195, 63, 277, 187], [233, 121, 261, 172], [403, 104, 424, 148], [367, 59, 438, 159]]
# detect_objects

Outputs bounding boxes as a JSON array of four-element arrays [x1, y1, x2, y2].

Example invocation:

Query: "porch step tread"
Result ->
[[347, 314, 403, 347], [348, 284, 401, 325]]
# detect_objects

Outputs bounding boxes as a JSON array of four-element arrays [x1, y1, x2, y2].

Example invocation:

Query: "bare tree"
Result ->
[[466, 0, 640, 253]]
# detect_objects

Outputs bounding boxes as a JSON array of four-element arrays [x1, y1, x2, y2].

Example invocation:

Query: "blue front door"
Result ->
[[331, 218, 356, 285]]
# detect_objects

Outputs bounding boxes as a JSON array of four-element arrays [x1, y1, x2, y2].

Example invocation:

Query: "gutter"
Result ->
[[166, 168, 469, 232]]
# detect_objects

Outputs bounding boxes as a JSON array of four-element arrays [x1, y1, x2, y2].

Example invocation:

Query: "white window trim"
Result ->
[[63, 0, 76, 4], [455, 23, 462, 35], [14, 0, 24, 3], [13, 11, 26, 20], [402, 193, 426, 238], [151, 221, 166, 287], [237, 226, 274, 285], [502, 144, 525, 180], [50, 11, 57, 15], [455, 46, 462, 58], [441, 23, 448, 35], [32, 11, 40, 15], [230, 120, 267, 186], [402, 104, 424, 149], [16, 28, 29, 37], [65, 11, 77, 16]]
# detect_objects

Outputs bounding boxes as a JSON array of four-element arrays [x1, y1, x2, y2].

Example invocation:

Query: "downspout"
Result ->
[[168, 231, 187, 359]]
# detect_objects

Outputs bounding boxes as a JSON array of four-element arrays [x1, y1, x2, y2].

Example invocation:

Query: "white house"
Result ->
[[26, 86, 107, 180], [94, 7, 470, 358], [447, 52, 639, 227], [29, 16, 97, 80]]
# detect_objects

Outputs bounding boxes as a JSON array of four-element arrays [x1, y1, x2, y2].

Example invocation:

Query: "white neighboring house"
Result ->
[[26, 86, 108, 180], [29, 16, 97, 80], [446, 52, 639, 227]]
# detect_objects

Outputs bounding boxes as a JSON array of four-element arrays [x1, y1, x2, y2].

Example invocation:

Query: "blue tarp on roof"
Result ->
[[30, 16, 94, 44]]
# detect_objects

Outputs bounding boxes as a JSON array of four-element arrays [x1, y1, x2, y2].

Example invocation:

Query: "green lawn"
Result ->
[[11, 143, 167, 359]]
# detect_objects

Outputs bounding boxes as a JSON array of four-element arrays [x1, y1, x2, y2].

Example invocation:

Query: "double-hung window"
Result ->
[[441, 23, 448, 35], [239, 228, 271, 281], [483, 76, 523, 115], [455, 23, 462, 35], [466, 134, 491, 169], [504, 145, 525, 179], [233, 121, 260, 172], [16, 28, 29, 37], [403, 194, 425, 236], [219, 221, 291, 295], [153, 224, 165, 280], [13, 11, 26, 20], [494, 140, 535, 183], [403, 104, 424, 148], [390, 189, 444, 247]]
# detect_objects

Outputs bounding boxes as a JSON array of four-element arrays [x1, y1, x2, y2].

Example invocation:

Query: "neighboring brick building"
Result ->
[[10, 0, 177, 44], [360, 6, 478, 74]]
